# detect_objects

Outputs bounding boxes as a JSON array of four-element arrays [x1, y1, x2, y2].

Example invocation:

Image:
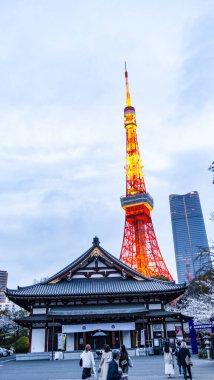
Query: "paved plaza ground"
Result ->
[[0, 356, 213, 380]]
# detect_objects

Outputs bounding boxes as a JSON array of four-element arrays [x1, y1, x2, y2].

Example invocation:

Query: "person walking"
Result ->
[[98, 344, 112, 380], [174, 341, 182, 377], [163, 342, 175, 378], [107, 350, 122, 380], [119, 344, 129, 379], [177, 341, 192, 380], [80, 344, 96, 380]]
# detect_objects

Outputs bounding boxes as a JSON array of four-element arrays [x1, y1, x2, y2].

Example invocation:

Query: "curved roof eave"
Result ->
[[42, 242, 178, 284]]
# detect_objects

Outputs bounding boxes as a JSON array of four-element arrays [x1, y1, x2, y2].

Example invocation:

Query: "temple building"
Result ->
[[6, 237, 189, 354]]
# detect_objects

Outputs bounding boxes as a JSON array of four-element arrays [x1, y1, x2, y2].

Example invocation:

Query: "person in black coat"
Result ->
[[177, 341, 192, 380], [107, 350, 122, 380], [119, 344, 129, 378], [174, 341, 182, 376]]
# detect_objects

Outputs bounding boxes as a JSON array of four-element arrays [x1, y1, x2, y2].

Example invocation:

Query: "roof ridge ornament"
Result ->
[[92, 236, 100, 247]]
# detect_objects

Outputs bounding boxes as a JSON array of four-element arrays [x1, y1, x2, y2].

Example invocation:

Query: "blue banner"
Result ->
[[188, 319, 198, 355]]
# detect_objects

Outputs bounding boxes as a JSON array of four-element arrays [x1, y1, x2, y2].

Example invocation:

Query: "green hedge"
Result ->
[[13, 336, 29, 353], [0, 334, 16, 348]]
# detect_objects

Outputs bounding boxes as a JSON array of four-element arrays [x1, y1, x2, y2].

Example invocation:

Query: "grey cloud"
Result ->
[[0, 1, 213, 289]]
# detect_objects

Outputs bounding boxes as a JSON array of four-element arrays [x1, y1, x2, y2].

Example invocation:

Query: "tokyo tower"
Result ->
[[119, 65, 173, 280]]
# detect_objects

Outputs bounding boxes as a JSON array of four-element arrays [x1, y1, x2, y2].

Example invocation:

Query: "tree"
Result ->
[[0, 307, 29, 335], [167, 270, 214, 323], [194, 245, 214, 278], [0, 307, 29, 349], [209, 161, 214, 184]]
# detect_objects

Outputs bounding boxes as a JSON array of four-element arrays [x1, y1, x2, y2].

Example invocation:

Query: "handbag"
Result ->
[[170, 354, 174, 367], [91, 367, 97, 378], [79, 358, 83, 367], [185, 355, 193, 366], [128, 356, 133, 368]]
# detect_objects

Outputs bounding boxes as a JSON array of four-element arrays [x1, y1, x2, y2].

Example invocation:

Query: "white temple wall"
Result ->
[[148, 304, 161, 310], [166, 323, 175, 331], [31, 328, 45, 352], [32, 308, 46, 314], [66, 333, 74, 351], [122, 330, 131, 348]]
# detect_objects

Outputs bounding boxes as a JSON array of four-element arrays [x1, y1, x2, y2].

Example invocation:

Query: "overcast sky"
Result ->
[[0, 1, 213, 289]]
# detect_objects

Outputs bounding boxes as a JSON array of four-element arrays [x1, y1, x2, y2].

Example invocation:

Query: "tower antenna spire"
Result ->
[[125, 62, 132, 107]]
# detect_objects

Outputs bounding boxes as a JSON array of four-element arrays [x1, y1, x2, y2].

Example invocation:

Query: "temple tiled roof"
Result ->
[[43, 242, 154, 283], [147, 310, 192, 322], [6, 277, 185, 298], [6, 238, 186, 312], [49, 303, 147, 316], [15, 308, 191, 325]]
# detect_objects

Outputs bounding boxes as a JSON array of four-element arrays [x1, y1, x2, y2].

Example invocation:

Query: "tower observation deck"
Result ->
[[119, 66, 173, 280]]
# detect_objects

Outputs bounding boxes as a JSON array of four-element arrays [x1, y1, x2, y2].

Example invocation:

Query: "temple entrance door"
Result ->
[[91, 331, 109, 350]]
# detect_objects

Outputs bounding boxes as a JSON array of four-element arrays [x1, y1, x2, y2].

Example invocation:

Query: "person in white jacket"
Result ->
[[80, 344, 96, 380]]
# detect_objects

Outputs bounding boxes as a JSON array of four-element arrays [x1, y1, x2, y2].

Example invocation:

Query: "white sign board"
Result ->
[[62, 322, 135, 333]]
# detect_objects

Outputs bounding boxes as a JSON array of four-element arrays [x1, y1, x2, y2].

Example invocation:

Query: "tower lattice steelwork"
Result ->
[[120, 66, 173, 280]]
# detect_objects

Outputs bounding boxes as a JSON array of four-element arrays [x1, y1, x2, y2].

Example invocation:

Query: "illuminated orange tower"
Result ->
[[120, 65, 173, 280]]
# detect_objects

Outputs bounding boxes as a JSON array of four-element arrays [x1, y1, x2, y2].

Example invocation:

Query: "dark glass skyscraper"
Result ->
[[169, 191, 212, 283]]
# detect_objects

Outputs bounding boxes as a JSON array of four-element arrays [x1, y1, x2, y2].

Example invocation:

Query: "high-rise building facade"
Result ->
[[0, 270, 8, 303], [169, 191, 212, 283]]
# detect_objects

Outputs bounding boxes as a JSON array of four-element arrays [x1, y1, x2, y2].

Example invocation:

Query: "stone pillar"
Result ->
[[66, 333, 74, 351], [122, 331, 131, 348]]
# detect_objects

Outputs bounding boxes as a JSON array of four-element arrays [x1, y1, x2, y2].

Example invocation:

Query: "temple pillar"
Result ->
[[163, 319, 167, 339], [181, 321, 185, 338], [45, 325, 48, 352], [28, 327, 32, 352], [131, 330, 136, 348], [111, 331, 116, 348], [147, 321, 152, 347], [83, 332, 87, 346]]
